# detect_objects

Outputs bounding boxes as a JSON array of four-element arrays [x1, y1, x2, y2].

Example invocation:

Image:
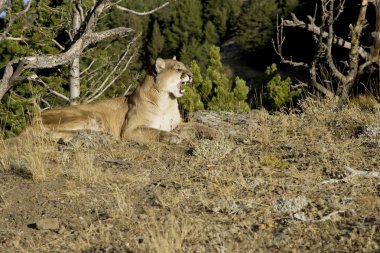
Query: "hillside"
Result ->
[[0, 98, 379, 252]]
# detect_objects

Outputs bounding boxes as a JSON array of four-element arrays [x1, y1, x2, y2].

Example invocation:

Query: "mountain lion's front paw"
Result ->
[[160, 132, 182, 144]]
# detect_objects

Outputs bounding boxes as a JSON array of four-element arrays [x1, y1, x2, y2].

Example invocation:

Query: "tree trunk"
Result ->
[[337, 0, 368, 104], [70, 57, 81, 105], [337, 80, 352, 105], [69, 3, 82, 105], [370, 1, 380, 62]]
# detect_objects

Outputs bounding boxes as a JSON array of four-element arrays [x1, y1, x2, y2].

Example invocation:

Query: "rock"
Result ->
[[191, 110, 258, 140], [58, 130, 113, 149], [36, 218, 60, 230], [354, 124, 380, 138]]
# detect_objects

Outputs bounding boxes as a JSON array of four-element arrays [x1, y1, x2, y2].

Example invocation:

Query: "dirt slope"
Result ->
[[0, 98, 379, 253]]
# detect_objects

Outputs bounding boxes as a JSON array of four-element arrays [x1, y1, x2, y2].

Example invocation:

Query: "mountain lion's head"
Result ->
[[154, 57, 192, 98]]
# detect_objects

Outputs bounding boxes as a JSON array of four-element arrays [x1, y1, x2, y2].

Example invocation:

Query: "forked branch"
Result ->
[[275, 0, 376, 102]]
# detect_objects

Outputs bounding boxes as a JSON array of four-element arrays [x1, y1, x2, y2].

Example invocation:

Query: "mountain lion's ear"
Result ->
[[172, 55, 177, 60], [155, 58, 166, 73]]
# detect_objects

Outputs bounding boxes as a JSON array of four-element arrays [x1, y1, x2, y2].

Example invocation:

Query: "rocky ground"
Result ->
[[0, 97, 379, 253]]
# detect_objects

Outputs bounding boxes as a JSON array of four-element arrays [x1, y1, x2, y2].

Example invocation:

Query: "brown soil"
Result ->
[[0, 98, 379, 253]]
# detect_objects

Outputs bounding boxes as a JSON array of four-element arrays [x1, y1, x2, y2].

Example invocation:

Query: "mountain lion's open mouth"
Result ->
[[178, 75, 191, 94], [178, 81, 188, 94]]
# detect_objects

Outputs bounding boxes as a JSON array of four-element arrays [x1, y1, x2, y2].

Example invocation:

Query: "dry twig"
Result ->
[[294, 209, 355, 222], [320, 166, 380, 185], [116, 1, 171, 16]]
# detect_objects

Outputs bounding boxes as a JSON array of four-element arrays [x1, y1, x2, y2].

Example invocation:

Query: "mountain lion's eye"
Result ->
[[176, 68, 182, 72]]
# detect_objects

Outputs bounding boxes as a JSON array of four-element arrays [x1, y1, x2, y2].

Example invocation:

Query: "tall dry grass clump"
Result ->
[[0, 129, 58, 181], [59, 139, 101, 183], [1, 130, 102, 184], [72, 149, 97, 183], [147, 215, 193, 253]]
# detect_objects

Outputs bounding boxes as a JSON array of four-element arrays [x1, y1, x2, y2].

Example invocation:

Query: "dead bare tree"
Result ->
[[0, 0, 132, 101], [0, 0, 173, 104], [69, 0, 84, 105], [273, 0, 380, 104]]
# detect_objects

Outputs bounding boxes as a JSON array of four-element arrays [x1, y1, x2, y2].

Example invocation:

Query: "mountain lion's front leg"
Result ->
[[123, 127, 182, 144], [174, 122, 222, 140]]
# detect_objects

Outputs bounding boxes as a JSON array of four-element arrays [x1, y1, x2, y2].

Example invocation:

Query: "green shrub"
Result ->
[[0, 90, 39, 139], [264, 63, 301, 109], [180, 46, 250, 116]]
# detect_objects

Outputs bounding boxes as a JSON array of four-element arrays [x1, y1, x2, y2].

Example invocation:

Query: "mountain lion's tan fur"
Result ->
[[16, 58, 218, 144]]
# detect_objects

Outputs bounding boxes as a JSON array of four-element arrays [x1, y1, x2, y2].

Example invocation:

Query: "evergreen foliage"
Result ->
[[203, 0, 241, 40], [0, 83, 39, 138], [180, 46, 250, 116], [0, 1, 70, 138], [237, 0, 278, 52], [162, 0, 203, 54], [264, 64, 301, 109], [147, 20, 165, 64], [204, 21, 219, 44]]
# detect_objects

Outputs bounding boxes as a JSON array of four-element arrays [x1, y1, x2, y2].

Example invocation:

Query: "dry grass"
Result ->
[[60, 148, 98, 183], [0, 132, 58, 181], [0, 98, 380, 252]]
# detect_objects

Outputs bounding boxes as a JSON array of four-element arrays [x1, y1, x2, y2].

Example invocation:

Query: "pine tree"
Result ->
[[179, 61, 204, 118], [237, 0, 278, 52], [264, 63, 301, 109], [179, 39, 210, 68], [203, 0, 241, 40], [180, 46, 250, 115], [207, 47, 250, 112], [147, 20, 165, 63], [163, 0, 203, 54], [204, 21, 219, 44]]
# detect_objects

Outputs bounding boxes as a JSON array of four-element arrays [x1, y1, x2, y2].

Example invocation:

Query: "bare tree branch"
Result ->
[[294, 209, 355, 223], [124, 73, 140, 96], [116, 1, 171, 16], [86, 34, 140, 102], [52, 39, 65, 50], [80, 59, 96, 75], [87, 54, 135, 103], [319, 166, 380, 185], [283, 13, 368, 59], [273, 14, 335, 98], [337, 0, 369, 102], [36, 77, 70, 102], [309, 7, 336, 98], [0, 27, 133, 100], [272, 17, 309, 68], [278, 0, 378, 103], [75, 0, 85, 22], [40, 98, 51, 111], [325, 0, 346, 84], [70, 0, 83, 105]]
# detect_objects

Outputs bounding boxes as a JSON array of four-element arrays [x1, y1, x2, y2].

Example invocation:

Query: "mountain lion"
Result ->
[[17, 57, 219, 144]]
